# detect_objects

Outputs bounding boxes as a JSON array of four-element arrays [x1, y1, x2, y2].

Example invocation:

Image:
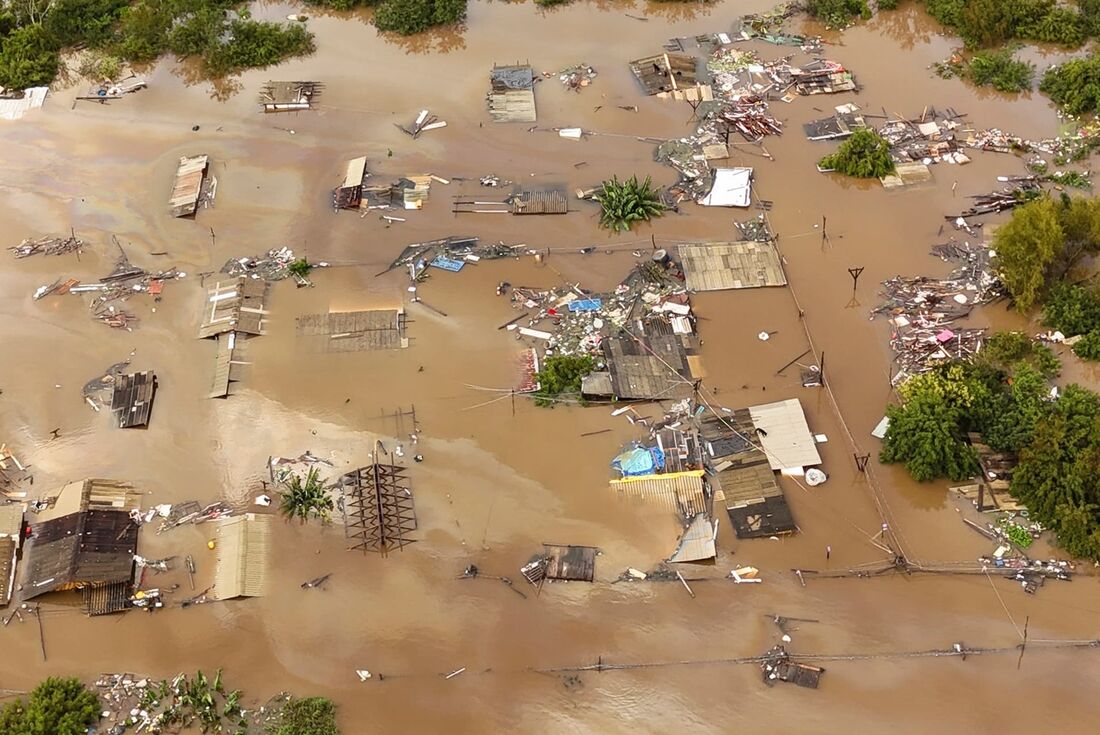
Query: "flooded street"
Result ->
[[2, 1, 1100, 732]]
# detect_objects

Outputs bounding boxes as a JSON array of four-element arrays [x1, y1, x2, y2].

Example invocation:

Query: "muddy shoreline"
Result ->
[[2, 1, 1100, 732]]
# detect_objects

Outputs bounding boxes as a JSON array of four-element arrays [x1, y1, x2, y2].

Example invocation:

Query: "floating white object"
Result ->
[[805, 468, 828, 486], [559, 127, 583, 139], [356, 670, 372, 681], [758, 331, 770, 341]]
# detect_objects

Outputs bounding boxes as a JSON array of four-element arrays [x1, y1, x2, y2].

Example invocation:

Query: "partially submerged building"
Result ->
[[259, 81, 322, 113], [678, 241, 786, 292], [0, 503, 23, 607], [698, 167, 753, 208], [488, 65, 537, 123], [334, 156, 369, 210], [296, 309, 409, 352], [213, 514, 271, 600], [199, 277, 269, 398], [629, 52, 700, 97], [169, 154, 214, 218], [20, 479, 142, 612], [111, 370, 157, 429]]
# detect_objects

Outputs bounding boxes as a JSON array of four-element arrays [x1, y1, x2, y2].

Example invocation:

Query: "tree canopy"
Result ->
[[993, 197, 1064, 312], [534, 354, 594, 407], [274, 696, 340, 735], [373, 0, 467, 35], [819, 129, 895, 178], [0, 677, 99, 735], [1040, 54, 1100, 115]]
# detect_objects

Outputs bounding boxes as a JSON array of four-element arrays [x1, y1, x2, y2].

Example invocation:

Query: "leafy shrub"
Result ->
[[924, 0, 1088, 48], [534, 355, 594, 407], [43, 0, 128, 47], [819, 128, 895, 178], [373, 0, 466, 34], [1041, 55, 1100, 115], [167, 6, 228, 57], [77, 50, 124, 80], [202, 20, 315, 77], [806, 0, 870, 28], [980, 330, 1060, 377], [0, 677, 99, 735], [0, 24, 60, 89], [594, 175, 665, 232], [279, 467, 333, 523], [1042, 283, 1100, 335], [993, 197, 1063, 312], [113, 1, 173, 62], [966, 47, 1033, 92], [274, 697, 340, 735], [1072, 330, 1100, 360], [305, 0, 376, 7]]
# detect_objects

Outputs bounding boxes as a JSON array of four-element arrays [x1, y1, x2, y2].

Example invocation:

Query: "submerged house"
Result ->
[[488, 64, 537, 123], [259, 81, 322, 113], [0, 503, 23, 607], [20, 479, 142, 612]]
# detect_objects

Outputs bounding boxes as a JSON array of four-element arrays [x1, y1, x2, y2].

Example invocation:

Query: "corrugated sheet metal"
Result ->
[[611, 471, 706, 516], [214, 514, 271, 600], [169, 154, 209, 217], [0, 537, 15, 607], [667, 513, 715, 563], [749, 399, 822, 471], [679, 241, 786, 292]]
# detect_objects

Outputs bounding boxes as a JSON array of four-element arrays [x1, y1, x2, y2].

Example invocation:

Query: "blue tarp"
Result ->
[[431, 256, 465, 272], [612, 445, 666, 477], [568, 298, 603, 312]]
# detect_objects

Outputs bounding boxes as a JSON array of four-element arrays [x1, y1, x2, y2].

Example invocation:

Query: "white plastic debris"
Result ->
[[805, 468, 828, 486], [356, 670, 372, 681], [758, 331, 770, 341], [255, 494, 272, 507]]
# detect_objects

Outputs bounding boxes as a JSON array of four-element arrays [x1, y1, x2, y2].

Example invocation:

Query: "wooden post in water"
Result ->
[[34, 605, 46, 662]]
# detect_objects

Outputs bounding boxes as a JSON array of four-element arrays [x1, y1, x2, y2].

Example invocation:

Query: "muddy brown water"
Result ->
[[2, 1, 1100, 732]]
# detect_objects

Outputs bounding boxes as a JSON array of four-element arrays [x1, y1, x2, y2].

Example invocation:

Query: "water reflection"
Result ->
[[381, 24, 468, 54]]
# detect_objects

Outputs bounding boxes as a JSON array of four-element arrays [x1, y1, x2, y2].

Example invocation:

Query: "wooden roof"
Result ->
[[511, 190, 568, 215], [209, 332, 245, 398], [296, 309, 408, 352], [629, 52, 699, 96], [22, 509, 138, 598], [111, 371, 157, 428], [600, 332, 692, 401], [679, 242, 787, 292], [260, 81, 321, 111], [0, 503, 23, 539], [543, 544, 596, 582], [725, 495, 797, 539], [169, 154, 208, 218], [0, 537, 15, 607], [37, 479, 142, 523], [749, 399, 821, 471], [214, 514, 271, 600], [489, 66, 536, 123], [198, 277, 269, 339]]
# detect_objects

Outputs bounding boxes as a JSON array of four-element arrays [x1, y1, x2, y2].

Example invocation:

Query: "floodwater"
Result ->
[[2, 1, 1100, 732]]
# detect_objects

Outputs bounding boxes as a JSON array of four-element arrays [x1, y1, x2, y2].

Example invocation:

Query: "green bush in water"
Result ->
[[966, 47, 1033, 92], [373, 0, 466, 35], [594, 175, 665, 232], [818, 128, 895, 178]]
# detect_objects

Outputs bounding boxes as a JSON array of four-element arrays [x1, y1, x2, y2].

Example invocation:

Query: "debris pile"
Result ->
[[396, 109, 447, 138], [947, 178, 1040, 218], [873, 239, 1005, 384], [737, 4, 822, 52], [9, 233, 84, 258], [876, 107, 970, 164], [550, 64, 597, 91], [221, 247, 324, 284], [760, 645, 824, 688]]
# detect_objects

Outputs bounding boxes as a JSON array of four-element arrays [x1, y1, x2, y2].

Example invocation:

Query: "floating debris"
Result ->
[[9, 234, 84, 258], [550, 64, 597, 91]]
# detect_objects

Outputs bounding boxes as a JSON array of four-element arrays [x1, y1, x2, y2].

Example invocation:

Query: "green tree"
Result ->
[[805, 0, 870, 28], [1040, 54, 1100, 115], [203, 20, 315, 76], [978, 330, 1060, 377], [279, 467, 334, 523], [167, 6, 228, 57], [0, 24, 60, 89], [593, 175, 665, 232], [373, 0, 466, 34], [966, 47, 1033, 92], [993, 197, 1063, 311], [819, 128, 895, 178], [879, 364, 985, 481], [42, 0, 128, 47], [1042, 282, 1100, 335], [0, 677, 99, 735], [1072, 329, 1100, 360], [534, 354, 594, 407], [274, 696, 340, 735]]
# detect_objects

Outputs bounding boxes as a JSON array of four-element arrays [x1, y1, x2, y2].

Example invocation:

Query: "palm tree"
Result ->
[[594, 175, 665, 232], [279, 467, 333, 523]]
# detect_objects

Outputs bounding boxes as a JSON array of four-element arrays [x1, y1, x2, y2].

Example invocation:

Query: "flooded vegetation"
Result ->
[[4, 1, 1100, 733]]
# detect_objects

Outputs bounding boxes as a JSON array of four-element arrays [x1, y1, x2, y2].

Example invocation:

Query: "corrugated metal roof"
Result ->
[[679, 241, 786, 292], [169, 154, 209, 217], [610, 471, 707, 516], [0, 537, 15, 606], [667, 513, 715, 563], [749, 399, 822, 471], [214, 514, 271, 600]]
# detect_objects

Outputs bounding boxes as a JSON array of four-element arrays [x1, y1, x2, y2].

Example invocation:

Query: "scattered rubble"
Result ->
[[9, 234, 84, 258]]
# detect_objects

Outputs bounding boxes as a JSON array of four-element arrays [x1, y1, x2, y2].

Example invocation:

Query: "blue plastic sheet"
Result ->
[[431, 256, 465, 272], [612, 445, 666, 476], [568, 298, 603, 312]]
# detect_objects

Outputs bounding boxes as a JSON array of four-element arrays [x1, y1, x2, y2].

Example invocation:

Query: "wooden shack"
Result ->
[[111, 370, 157, 428], [488, 64, 537, 123], [334, 156, 369, 210], [20, 479, 142, 610], [0, 503, 23, 607], [213, 514, 271, 600], [583, 330, 694, 401], [169, 154, 211, 218], [198, 277, 269, 339], [260, 81, 322, 113], [296, 309, 408, 352], [452, 189, 569, 215], [629, 53, 699, 96], [678, 242, 786, 292]]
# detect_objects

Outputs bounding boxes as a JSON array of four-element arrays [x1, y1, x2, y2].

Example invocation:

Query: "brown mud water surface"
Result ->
[[2, 1, 1100, 733]]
